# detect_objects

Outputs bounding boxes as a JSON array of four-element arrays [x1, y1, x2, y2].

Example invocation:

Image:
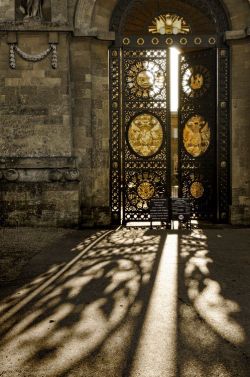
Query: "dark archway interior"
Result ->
[[110, 0, 231, 36]]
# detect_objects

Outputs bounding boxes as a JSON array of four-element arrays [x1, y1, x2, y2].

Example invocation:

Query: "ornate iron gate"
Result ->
[[110, 47, 170, 224], [110, 41, 230, 224], [122, 48, 171, 223], [179, 48, 217, 220]]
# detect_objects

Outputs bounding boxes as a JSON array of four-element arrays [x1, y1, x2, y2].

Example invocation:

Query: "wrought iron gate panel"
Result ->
[[110, 48, 122, 224], [179, 48, 217, 220], [217, 48, 230, 222], [122, 48, 170, 223]]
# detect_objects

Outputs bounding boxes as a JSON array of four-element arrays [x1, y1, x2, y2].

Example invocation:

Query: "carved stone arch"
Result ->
[[74, 0, 117, 34], [74, 0, 96, 33], [110, 0, 232, 35]]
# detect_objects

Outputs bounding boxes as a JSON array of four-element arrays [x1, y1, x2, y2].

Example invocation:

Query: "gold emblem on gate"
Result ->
[[128, 114, 164, 157], [182, 65, 210, 98], [137, 182, 155, 200], [190, 73, 204, 90], [136, 70, 154, 89], [183, 115, 210, 157], [190, 181, 204, 198], [127, 61, 165, 98]]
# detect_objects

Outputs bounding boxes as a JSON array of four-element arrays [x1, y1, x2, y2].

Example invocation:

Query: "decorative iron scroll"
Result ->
[[9, 43, 58, 69]]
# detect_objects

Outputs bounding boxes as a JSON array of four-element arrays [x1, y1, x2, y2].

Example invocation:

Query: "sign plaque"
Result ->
[[150, 198, 169, 221], [171, 198, 191, 221]]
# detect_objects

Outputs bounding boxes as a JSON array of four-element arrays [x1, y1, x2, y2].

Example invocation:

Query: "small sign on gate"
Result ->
[[171, 198, 191, 221], [150, 198, 169, 221]]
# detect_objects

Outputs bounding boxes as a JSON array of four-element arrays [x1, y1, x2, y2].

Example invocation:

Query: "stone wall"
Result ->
[[231, 41, 250, 224], [70, 37, 111, 226], [0, 0, 15, 22], [0, 33, 72, 157], [0, 30, 80, 226], [0, 0, 249, 226]]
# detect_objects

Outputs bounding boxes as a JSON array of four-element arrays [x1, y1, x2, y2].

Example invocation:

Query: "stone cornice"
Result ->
[[225, 27, 250, 41]]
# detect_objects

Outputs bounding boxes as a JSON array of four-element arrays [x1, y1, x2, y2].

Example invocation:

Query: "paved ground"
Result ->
[[0, 226, 249, 377]]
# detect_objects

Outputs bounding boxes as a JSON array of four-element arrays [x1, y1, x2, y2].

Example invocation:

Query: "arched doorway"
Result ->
[[109, 0, 231, 225]]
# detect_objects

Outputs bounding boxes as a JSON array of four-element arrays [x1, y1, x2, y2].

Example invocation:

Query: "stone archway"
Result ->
[[72, 0, 250, 225], [74, 0, 117, 35], [109, 0, 233, 224], [73, 0, 250, 36]]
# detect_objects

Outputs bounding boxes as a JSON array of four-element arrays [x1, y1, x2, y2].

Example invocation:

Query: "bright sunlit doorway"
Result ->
[[170, 47, 181, 200]]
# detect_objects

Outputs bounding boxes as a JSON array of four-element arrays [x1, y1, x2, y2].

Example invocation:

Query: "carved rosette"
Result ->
[[3, 169, 19, 182]]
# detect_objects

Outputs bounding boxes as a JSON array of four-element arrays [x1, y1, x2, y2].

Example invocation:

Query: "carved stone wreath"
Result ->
[[9, 43, 58, 69]]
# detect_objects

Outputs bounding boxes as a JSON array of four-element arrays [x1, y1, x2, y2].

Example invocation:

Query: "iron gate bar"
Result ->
[[115, 34, 221, 48]]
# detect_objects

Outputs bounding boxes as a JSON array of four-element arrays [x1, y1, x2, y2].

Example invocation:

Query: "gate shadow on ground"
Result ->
[[1, 227, 249, 377], [177, 229, 250, 377], [0, 228, 99, 301], [0, 227, 167, 377]]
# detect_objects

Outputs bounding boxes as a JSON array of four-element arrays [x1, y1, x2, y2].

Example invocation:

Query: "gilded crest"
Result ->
[[183, 115, 210, 157], [190, 74, 204, 90], [149, 14, 191, 35], [190, 181, 204, 198], [137, 182, 155, 200], [128, 114, 163, 157]]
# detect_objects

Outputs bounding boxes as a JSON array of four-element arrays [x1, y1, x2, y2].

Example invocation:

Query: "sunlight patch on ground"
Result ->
[[129, 234, 178, 377]]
